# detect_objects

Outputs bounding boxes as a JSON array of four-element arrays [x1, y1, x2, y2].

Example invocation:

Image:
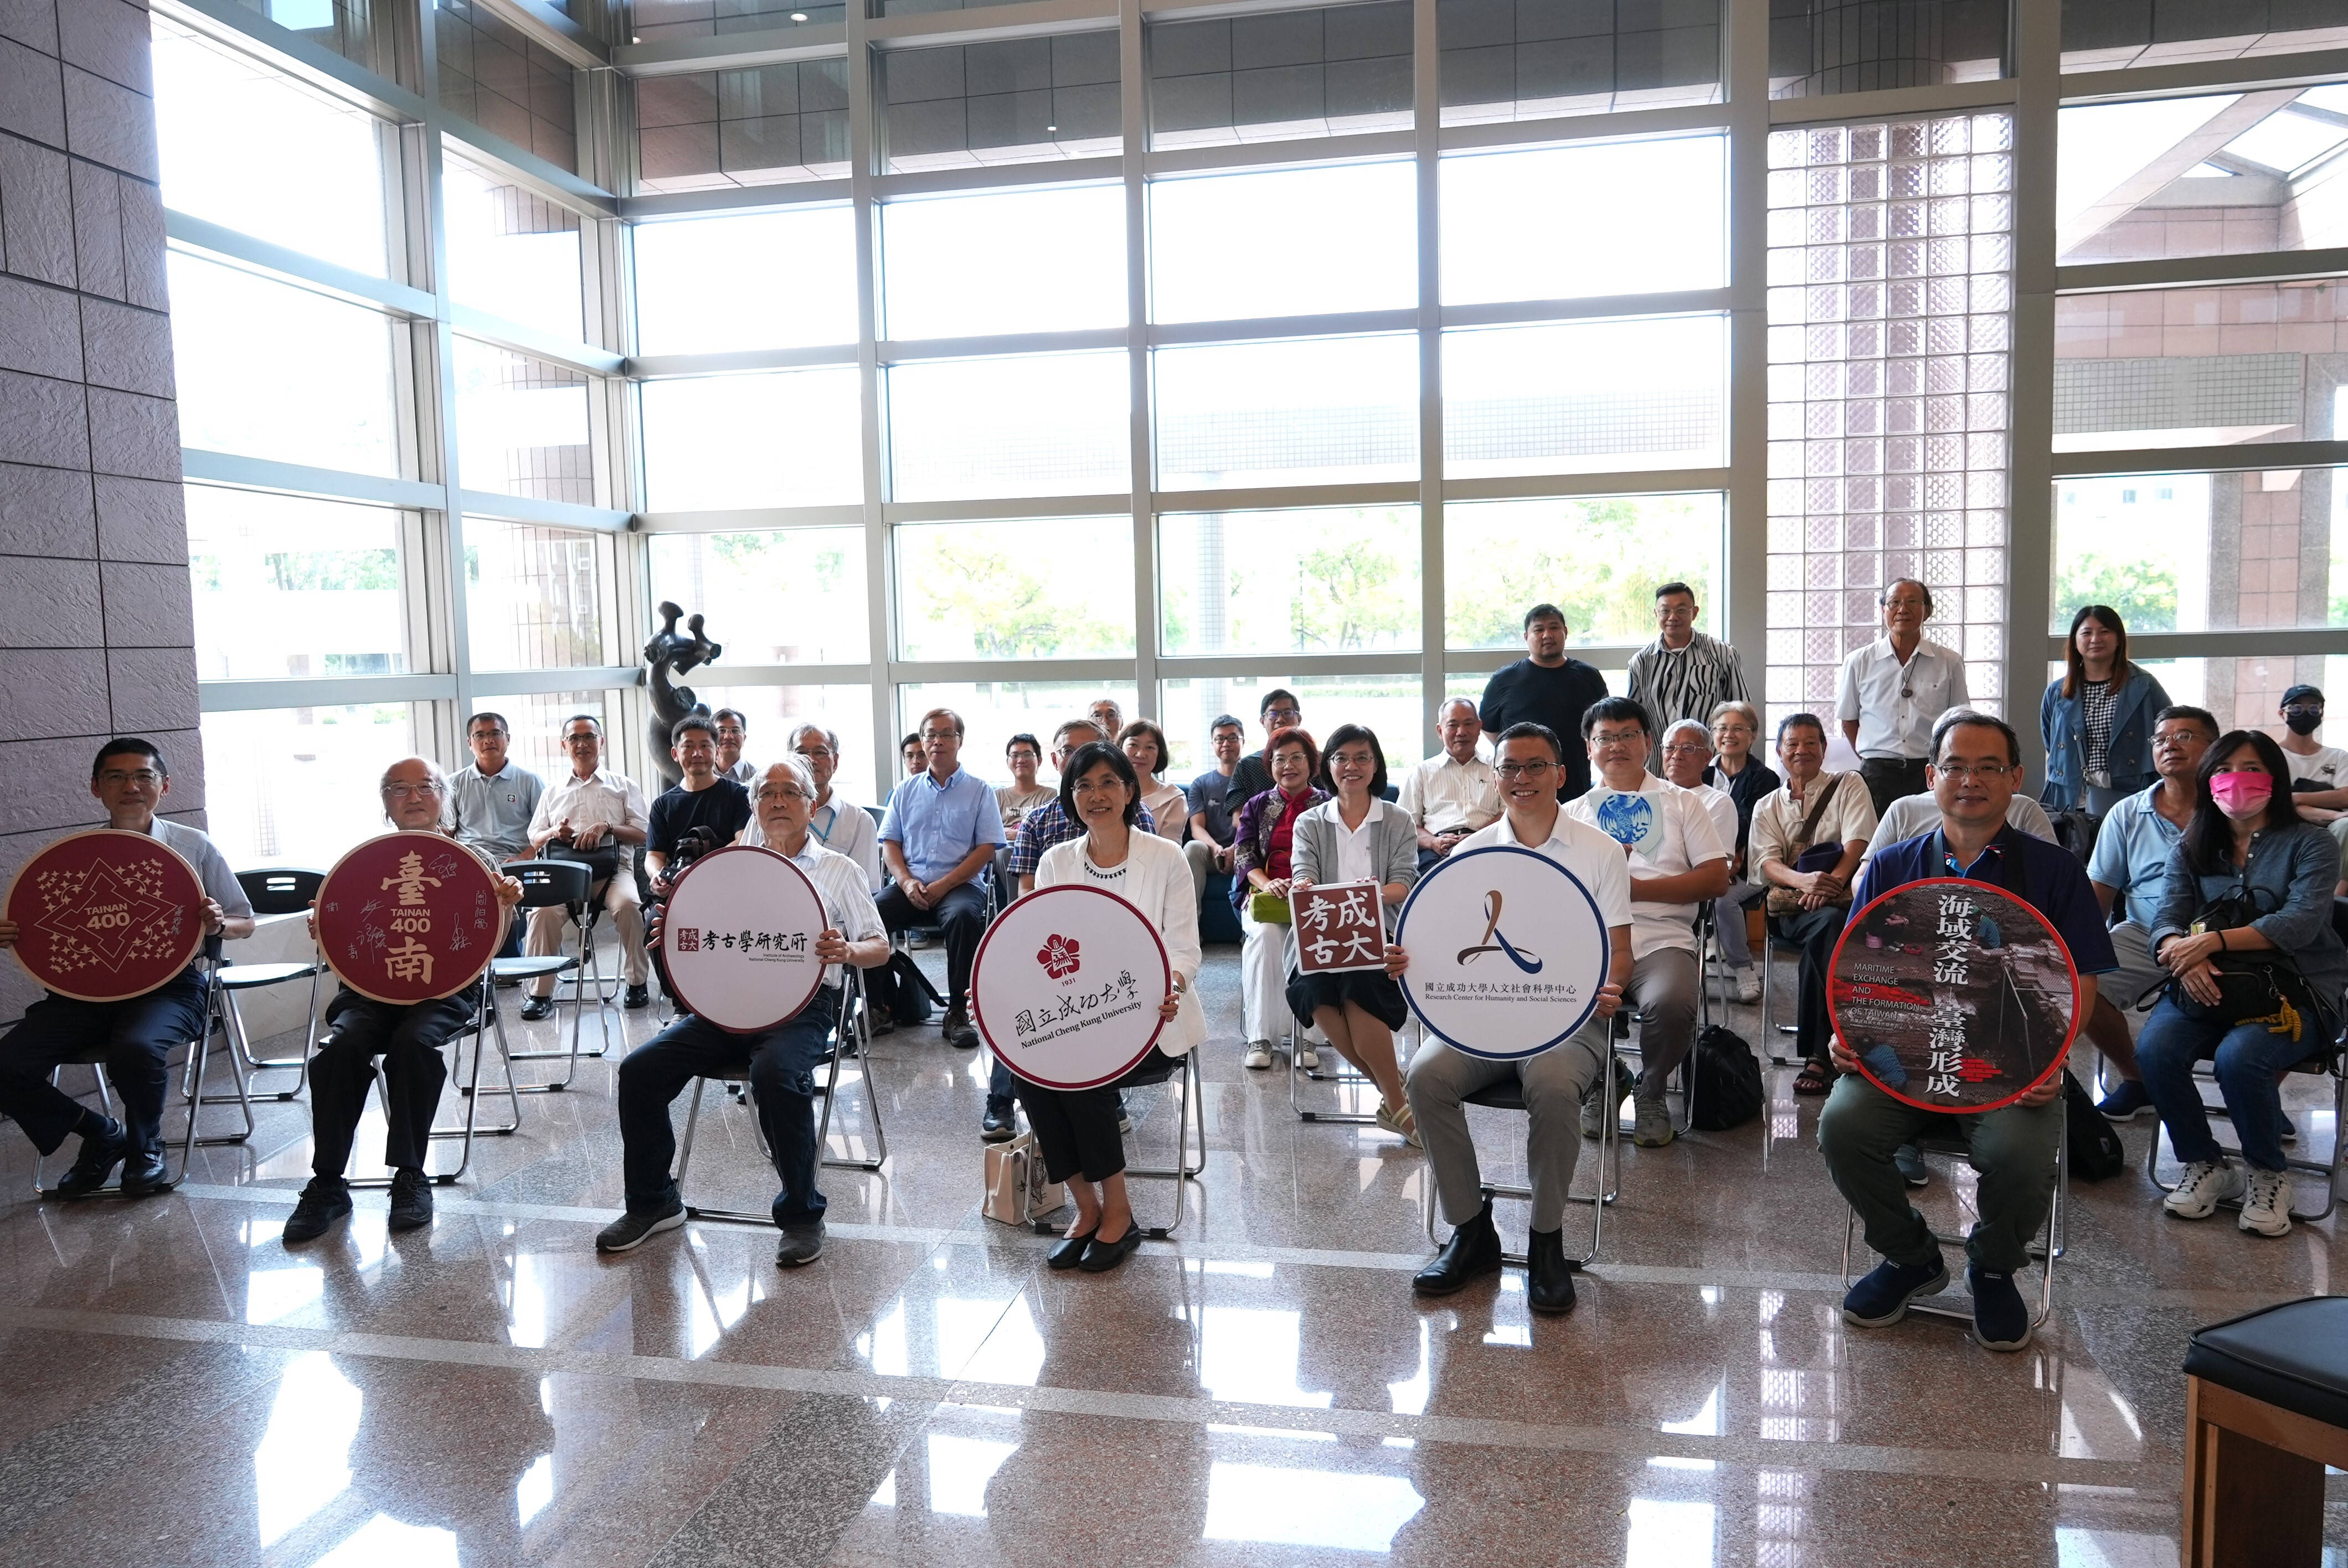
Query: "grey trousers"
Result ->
[[1625, 948, 1698, 1107], [1406, 1024, 1608, 1232], [1816, 1073, 2062, 1274]]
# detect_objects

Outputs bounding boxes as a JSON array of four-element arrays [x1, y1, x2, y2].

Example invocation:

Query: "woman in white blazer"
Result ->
[[1029, 741, 1203, 1273]]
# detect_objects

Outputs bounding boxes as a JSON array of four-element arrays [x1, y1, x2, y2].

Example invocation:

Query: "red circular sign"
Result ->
[[1827, 876, 2083, 1113], [970, 884, 1171, 1091], [5, 828, 207, 1002], [316, 832, 507, 1004], [657, 845, 829, 1035]]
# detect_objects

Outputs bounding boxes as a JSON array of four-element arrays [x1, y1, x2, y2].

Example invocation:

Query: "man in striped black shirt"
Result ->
[[1625, 582, 1750, 768]]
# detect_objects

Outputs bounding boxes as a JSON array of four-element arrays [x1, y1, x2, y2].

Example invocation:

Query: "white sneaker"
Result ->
[[2162, 1158, 2244, 1219], [1295, 1043, 1320, 1070], [1243, 1042, 1273, 1070], [1734, 969, 1762, 1004], [2237, 1168, 2293, 1237]]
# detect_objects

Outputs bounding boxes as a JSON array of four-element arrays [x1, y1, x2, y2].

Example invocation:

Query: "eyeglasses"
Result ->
[[564, 733, 600, 745], [1661, 743, 1711, 758], [1589, 730, 1646, 748], [1496, 761, 1556, 780], [1934, 761, 2014, 781], [919, 729, 957, 742], [797, 745, 836, 759], [384, 782, 445, 799], [756, 786, 811, 803], [1327, 750, 1376, 768], [1264, 708, 1301, 725], [2152, 733, 2203, 750], [99, 768, 163, 786]]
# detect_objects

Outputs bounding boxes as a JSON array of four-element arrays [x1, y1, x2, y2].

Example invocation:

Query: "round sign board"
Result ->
[[316, 832, 507, 1004], [1828, 876, 2083, 1113], [970, 884, 1171, 1091], [657, 845, 828, 1034], [1394, 844, 1613, 1061], [4, 828, 207, 1002]]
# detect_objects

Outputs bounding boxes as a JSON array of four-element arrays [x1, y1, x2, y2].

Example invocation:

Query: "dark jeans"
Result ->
[[2134, 997, 2322, 1174], [874, 880, 988, 1014], [615, 991, 839, 1224], [1772, 903, 1848, 1063], [310, 987, 476, 1177], [0, 971, 207, 1156], [1019, 1051, 1180, 1184], [1860, 756, 1929, 818]]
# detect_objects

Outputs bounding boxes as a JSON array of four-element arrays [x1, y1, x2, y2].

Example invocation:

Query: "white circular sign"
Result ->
[[971, 884, 1172, 1091], [658, 845, 828, 1034], [1394, 844, 1611, 1060]]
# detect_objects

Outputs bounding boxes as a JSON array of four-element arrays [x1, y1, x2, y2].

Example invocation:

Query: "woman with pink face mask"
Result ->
[[2134, 729, 2347, 1240]]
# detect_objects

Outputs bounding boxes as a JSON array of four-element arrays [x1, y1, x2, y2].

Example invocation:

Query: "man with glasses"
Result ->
[[0, 739, 255, 1196], [1820, 710, 2113, 1354], [1184, 714, 1248, 893], [1405, 722, 1634, 1316], [449, 710, 543, 964], [520, 714, 652, 1019], [1565, 700, 1729, 1148], [1398, 698, 1501, 874], [713, 708, 757, 785], [1751, 713, 1878, 1094], [877, 707, 1006, 1050], [1626, 583, 1749, 766], [1230, 690, 1305, 808], [1478, 604, 1610, 801], [1836, 577, 1971, 816], [646, 715, 752, 895], [751, 723, 880, 891]]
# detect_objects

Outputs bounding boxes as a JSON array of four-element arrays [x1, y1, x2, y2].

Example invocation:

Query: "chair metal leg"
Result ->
[[1422, 1035, 1619, 1270], [505, 911, 620, 1086], [348, 980, 519, 1189], [184, 988, 256, 1147], [1123, 1049, 1208, 1239], [1841, 1113, 2068, 1330], [2144, 1061, 2346, 1224], [1290, 1038, 1383, 1125], [817, 994, 888, 1173], [676, 1072, 792, 1226]]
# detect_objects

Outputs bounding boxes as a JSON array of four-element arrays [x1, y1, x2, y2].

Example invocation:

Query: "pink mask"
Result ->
[[2209, 773, 2274, 814]]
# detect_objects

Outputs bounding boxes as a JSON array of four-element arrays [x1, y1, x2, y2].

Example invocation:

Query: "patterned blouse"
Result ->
[[2080, 679, 2117, 784], [1229, 785, 1330, 908]]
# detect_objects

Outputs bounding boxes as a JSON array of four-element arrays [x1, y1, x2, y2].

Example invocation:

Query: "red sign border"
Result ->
[[316, 831, 507, 1005], [969, 882, 1172, 1091], [657, 844, 829, 1036], [4, 827, 207, 1003], [1827, 875, 2084, 1115]]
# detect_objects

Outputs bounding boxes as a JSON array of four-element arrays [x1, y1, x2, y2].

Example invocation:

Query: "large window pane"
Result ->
[[1439, 0, 1723, 125], [435, 0, 579, 172], [1159, 673, 1427, 778], [640, 369, 864, 510], [1149, 163, 1415, 323], [453, 338, 593, 505], [683, 684, 875, 809], [1442, 135, 1726, 304], [443, 151, 586, 343], [881, 34, 1120, 174], [883, 186, 1127, 339], [2062, 3, 2348, 71], [167, 252, 399, 476], [1768, 1, 2006, 98], [1155, 335, 1417, 489], [232, 0, 383, 76], [472, 690, 613, 791], [200, 703, 418, 869], [1147, 2, 1412, 149], [649, 531, 871, 664], [897, 518, 1135, 659], [888, 353, 1130, 501], [896, 682, 1141, 788], [2055, 283, 2347, 454], [186, 487, 409, 680], [1444, 315, 1727, 477], [2057, 87, 2348, 266], [634, 208, 858, 354], [465, 520, 612, 670], [1444, 493, 1724, 649], [2053, 468, 2348, 636], [635, 63, 851, 194], [152, 17, 389, 277], [1160, 506, 1419, 656], [632, 1, 847, 42]]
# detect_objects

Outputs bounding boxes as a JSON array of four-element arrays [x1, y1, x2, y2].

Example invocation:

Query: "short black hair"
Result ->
[[91, 736, 167, 781], [1580, 695, 1651, 741], [1057, 740, 1142, 827], [1930, 708, 2019, 767], [900, 731, 923, 750], [563, 712, 603, 735], [1006, 731, 1042, 757], [465, 711, 509, 735], [2155, 704, 2220, 741], [1523, 602, 1565, 631], [1776, 712, 1827, 747], [1654, 581, 1694, 601], [1259, 688, 1300, 717], [1314, 723, 1388, 798], [1496, 721, 1564, 764], [671, 714, 718, 746], [1209, 713, 1245, 735], [713, 707, 747, 728]]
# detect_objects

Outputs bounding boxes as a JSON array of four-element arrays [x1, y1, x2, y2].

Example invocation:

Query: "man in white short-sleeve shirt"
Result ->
[[1397, 697, 1501, 873], [1404, 721, 1633, 1319], [1751, 711, 1878, 1080], [1835, 577, 1970, 816], [1564, 698, 1729, 1150]]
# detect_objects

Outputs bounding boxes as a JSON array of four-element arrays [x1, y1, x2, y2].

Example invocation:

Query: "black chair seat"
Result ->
[[218, 961, 321, 988], [2185, 1296, 2348, 1431], [1464, 1080, 1525, 1112], [491, 955, 576, 978]]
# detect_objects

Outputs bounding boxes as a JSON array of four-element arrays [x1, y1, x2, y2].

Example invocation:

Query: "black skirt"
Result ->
[[1286, 968, 1409, 1030]]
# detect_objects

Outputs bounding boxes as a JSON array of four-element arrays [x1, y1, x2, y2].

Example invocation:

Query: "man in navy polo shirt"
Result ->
[[876, 706, 1006, 1049], [1819, 709, 2115, 1354]]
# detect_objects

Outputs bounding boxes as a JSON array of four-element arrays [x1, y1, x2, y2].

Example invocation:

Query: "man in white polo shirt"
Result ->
[[1836, 577, 1970, 816], [1397, 697, 1500, 874]]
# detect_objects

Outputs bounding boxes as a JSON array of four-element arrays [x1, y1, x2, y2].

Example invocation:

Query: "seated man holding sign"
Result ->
[[1819, 710, 2115, 1352], [596, 756, 889, 1266], [1404, 721, 1634, 1316], [0, 737, 255, 1195]]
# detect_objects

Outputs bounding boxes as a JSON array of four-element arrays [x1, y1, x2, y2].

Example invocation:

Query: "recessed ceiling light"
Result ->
[[790, 9, 807, 17], [1046, 123, 1057, 132]]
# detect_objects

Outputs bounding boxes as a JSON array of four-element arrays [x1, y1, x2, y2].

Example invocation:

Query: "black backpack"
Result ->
[[2062, 1070, 2126, 1180], [1688, 1024, 1765, 1132]]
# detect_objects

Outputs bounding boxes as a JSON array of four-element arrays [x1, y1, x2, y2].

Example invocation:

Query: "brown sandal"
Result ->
[[1793, 1061, 1834, 1096]]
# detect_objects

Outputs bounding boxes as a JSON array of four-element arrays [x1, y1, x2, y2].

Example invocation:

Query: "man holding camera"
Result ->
[[521, 713, 653, 1017]]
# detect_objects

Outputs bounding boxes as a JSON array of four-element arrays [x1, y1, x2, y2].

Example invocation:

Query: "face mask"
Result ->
[[2285, 710, 2323, 736], [2209, 772, 2274, 816]]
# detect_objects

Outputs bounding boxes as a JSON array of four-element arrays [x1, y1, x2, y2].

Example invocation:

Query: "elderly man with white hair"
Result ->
[[284, 756, 524, 1246], [597, 756, 890, 1267]]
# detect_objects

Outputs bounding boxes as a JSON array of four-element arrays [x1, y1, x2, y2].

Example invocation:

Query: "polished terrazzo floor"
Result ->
[[1, 938, 2342, 1568]]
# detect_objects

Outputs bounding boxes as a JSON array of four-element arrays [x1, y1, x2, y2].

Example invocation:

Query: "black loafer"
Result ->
[[1412, 1203, 1503, 1296], [1047, 1228, 1098, 1270], [119, 1147, 170, 1196], [624, 984, 651, 1010], [519, 996, 554, 1021], [1078, 1223, 1142, 1273], [55, 1121, 128, 1197], [1525, 1225, 1577, 1315]]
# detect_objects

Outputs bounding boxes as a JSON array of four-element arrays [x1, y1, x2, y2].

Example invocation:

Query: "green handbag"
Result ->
[[1248, 890, 1291, 925]]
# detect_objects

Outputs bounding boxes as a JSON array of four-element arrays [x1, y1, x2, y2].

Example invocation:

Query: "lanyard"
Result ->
[[810, 802, 839, 844]]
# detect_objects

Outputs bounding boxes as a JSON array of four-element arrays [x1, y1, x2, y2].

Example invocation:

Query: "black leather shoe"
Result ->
[[119, 1147, 169, 1196], [943, 1007, 979, 1049], [1079, 1221, 1143, 1273], [624, 984, 651, 1010], [1412, 1202, 1503, 1296], [1047, 1227, 1098, 1270], [519, 996, 554, 1021], [55, 1120, 128, 1196], [387, 1168, 434, 1232], [980, 1105, 1015, 1142], [283, 1177, 353, 1245], [1525, 1225, 1578, 1315]]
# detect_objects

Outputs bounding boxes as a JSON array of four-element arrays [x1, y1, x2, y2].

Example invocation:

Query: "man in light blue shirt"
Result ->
[[2081, 704, 2217, 1120], [449, 711, 543, 961], [877, 707, 1005, 1048]]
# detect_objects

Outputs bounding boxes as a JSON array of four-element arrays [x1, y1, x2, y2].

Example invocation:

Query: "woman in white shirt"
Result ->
[[1029, 742, 1205, 1273], [1119, 719, 1191, 845]]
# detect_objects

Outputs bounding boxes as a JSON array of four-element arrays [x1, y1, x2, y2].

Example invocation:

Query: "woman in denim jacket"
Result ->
[[2041, 605, 2170, 817], [2134, 729, 2345, 1240]]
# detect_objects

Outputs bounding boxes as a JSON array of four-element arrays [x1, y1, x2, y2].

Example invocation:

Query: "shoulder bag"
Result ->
[[1764, 775, 1851, 918]]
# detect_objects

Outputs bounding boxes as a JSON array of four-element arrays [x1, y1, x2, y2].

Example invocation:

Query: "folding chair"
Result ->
[[207, 867, 328, 1102], [495, 859, 619, 1092], [1841, 1110, 2070, 1330], [1420, 1031, 1623, 1271], [1754, 921, 1810, 1066], [2143, 1040, 2347, 1224], [1112, 1046, 1208, 1239], [33, 937, 250, 1196], [343, 967, 524, 1189]]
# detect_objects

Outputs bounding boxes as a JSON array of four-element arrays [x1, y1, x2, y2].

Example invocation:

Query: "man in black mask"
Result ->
[[2277, 685, 2348, 802]]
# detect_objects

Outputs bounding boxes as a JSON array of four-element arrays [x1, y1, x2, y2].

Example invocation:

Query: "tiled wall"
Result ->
[[0, 0, 197, 1024]]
